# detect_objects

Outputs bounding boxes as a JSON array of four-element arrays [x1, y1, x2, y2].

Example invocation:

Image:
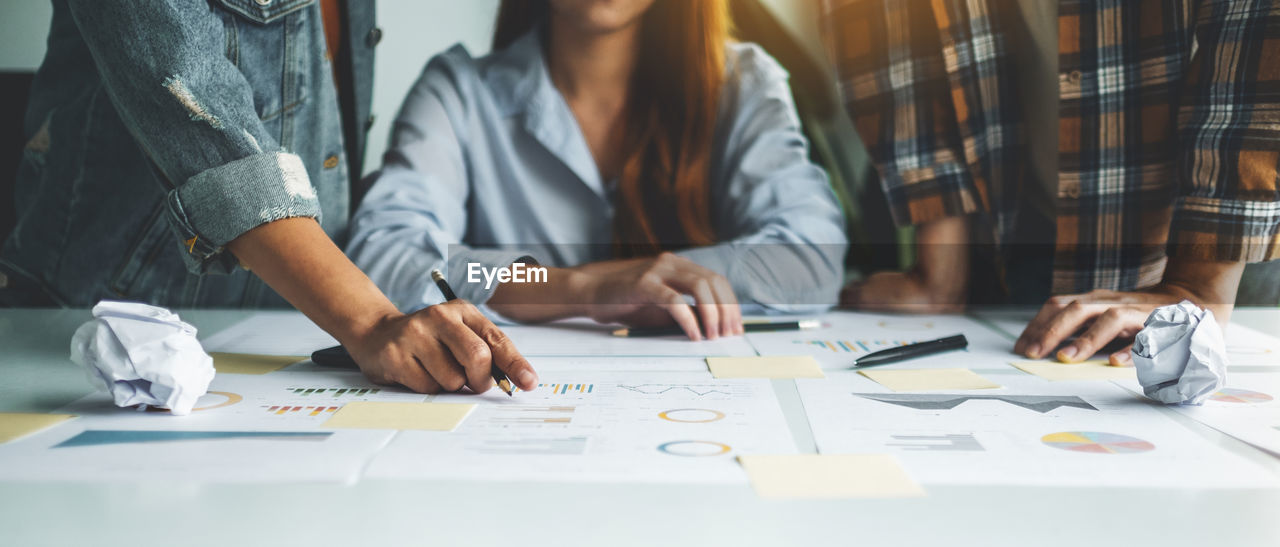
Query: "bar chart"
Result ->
[[792, 339, 917, 354], [263, 405, 341, 417], [287, 387, 381, 397]]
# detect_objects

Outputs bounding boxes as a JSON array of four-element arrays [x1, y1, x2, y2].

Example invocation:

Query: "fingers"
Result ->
[[1109, 344, 1134, 367], [1056, 308, 1146, 363], [458, 305, 539, 392], [1015, 295, 1100, 359], [650, 253, 740, 339], [646, 283, 702, 341], [689, 279, 721, 339], [711, 276, 743, 336], [426, 303, 499, 393], [394, 355, 445, 394]]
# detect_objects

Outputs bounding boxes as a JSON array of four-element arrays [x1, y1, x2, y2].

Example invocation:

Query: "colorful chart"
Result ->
[[538, 383, 594, 395], [657, 440, 731, 457], [263, 405, 340, 416], [1040, 431, 1154, 454], [658, 409, 726, 423], [793, 339, 915, 354], [55, 430, 331, 448], [288, 387, 380, 397], [1208, 388, 1273, 404]]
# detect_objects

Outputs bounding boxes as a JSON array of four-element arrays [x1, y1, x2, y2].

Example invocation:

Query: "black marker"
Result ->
[[851, 334, 968, 368]]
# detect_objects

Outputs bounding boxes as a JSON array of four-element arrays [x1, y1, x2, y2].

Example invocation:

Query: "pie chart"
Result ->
[[1209, 388, 1273, 404], [1041, 431, 1154, 454]]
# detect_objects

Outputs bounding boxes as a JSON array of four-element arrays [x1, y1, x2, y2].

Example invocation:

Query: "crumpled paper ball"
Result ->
[[70, 301, 215, 415], [1131, 300, 1228, 405]]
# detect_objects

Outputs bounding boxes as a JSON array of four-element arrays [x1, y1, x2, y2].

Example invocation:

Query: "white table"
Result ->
[[2, 308, 1278, 547]]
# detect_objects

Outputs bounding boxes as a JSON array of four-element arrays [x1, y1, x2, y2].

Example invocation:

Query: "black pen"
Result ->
[[612, 319, 822, 338], [851, 334, 968, 368], [310, 269, 515, 396], [432, 269, 514, 396]]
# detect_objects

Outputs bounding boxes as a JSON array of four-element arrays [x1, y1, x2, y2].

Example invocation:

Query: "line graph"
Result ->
[[617, 384, 736, 397]]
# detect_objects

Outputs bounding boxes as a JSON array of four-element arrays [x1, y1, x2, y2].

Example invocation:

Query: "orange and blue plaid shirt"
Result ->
[[823, 0, 1280, 294]]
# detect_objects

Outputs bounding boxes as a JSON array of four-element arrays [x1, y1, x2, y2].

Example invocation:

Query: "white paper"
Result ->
[[200, 311, 338, 356], [0, 369, 410, 483], [363, 371, 796, 484], [1167, 373, 1280, 457], [70, 301, 214, 415], [202, 313, 756, 358], [59, 368, 427, 429], [1222, 323, 1280, 366], [798, 371, 1279, 488], [523, 356, 710, 372], [1132, 301, 1228, 404], [0, 422, 392, 484], [744, 311, 1017, 369], [499, 318, 758, 357]]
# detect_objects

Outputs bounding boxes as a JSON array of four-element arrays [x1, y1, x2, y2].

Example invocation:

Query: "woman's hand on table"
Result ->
[[573, 253, 742, 341], [488, 252, 743, 340]]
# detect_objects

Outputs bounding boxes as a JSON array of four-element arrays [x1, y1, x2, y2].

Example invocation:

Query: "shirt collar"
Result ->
[[483, 26, 607, 200]]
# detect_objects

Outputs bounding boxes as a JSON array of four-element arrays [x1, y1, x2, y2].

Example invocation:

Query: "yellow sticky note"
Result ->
[[859, 368, 1000, 391], [0, 413, 75, 444], [1011, 360, 1136, 381], [322, 402, 475, 431], [706, 356, 824, 379], [210, 352, 307, 375], [738, 454, 925, 499]]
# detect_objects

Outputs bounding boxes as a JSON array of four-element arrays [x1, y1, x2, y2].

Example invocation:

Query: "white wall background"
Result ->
[[0, 0, 826, 175]]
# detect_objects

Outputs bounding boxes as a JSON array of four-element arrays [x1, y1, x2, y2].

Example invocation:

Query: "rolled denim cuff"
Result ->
[[165, 152, 321, 274], [445, 250, 539, 305]]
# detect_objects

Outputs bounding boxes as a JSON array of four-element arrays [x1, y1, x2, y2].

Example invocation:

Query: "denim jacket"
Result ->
[[1, 0, 377, 307]]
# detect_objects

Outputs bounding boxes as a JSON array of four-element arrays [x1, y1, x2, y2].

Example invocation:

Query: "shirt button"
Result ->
[[1067, 70, 1083, 84], [255, 0, 271, 6], [324, 155, 340, 169], [366, 27, 383, 47]]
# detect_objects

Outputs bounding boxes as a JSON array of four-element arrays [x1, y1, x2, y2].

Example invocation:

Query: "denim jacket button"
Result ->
[[323, 155, 340, 169], [255, 0, 272, 6], [366, 27, 383, 47]]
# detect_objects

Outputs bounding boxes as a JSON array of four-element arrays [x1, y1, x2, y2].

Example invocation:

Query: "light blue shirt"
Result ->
[[348, 29, 847, 313]]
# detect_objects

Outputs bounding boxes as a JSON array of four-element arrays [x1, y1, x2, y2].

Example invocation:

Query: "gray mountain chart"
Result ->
[[855, 393, 1098, 414]]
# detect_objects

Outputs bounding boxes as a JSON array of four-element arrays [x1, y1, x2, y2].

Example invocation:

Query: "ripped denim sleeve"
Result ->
[[165, 152, 321, 275]]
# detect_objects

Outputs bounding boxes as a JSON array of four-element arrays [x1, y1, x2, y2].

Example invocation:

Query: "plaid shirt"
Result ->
[[823, 0, 1280, 294]]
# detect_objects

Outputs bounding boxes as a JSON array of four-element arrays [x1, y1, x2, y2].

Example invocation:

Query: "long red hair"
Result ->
[[493, 0, 730, 255]]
